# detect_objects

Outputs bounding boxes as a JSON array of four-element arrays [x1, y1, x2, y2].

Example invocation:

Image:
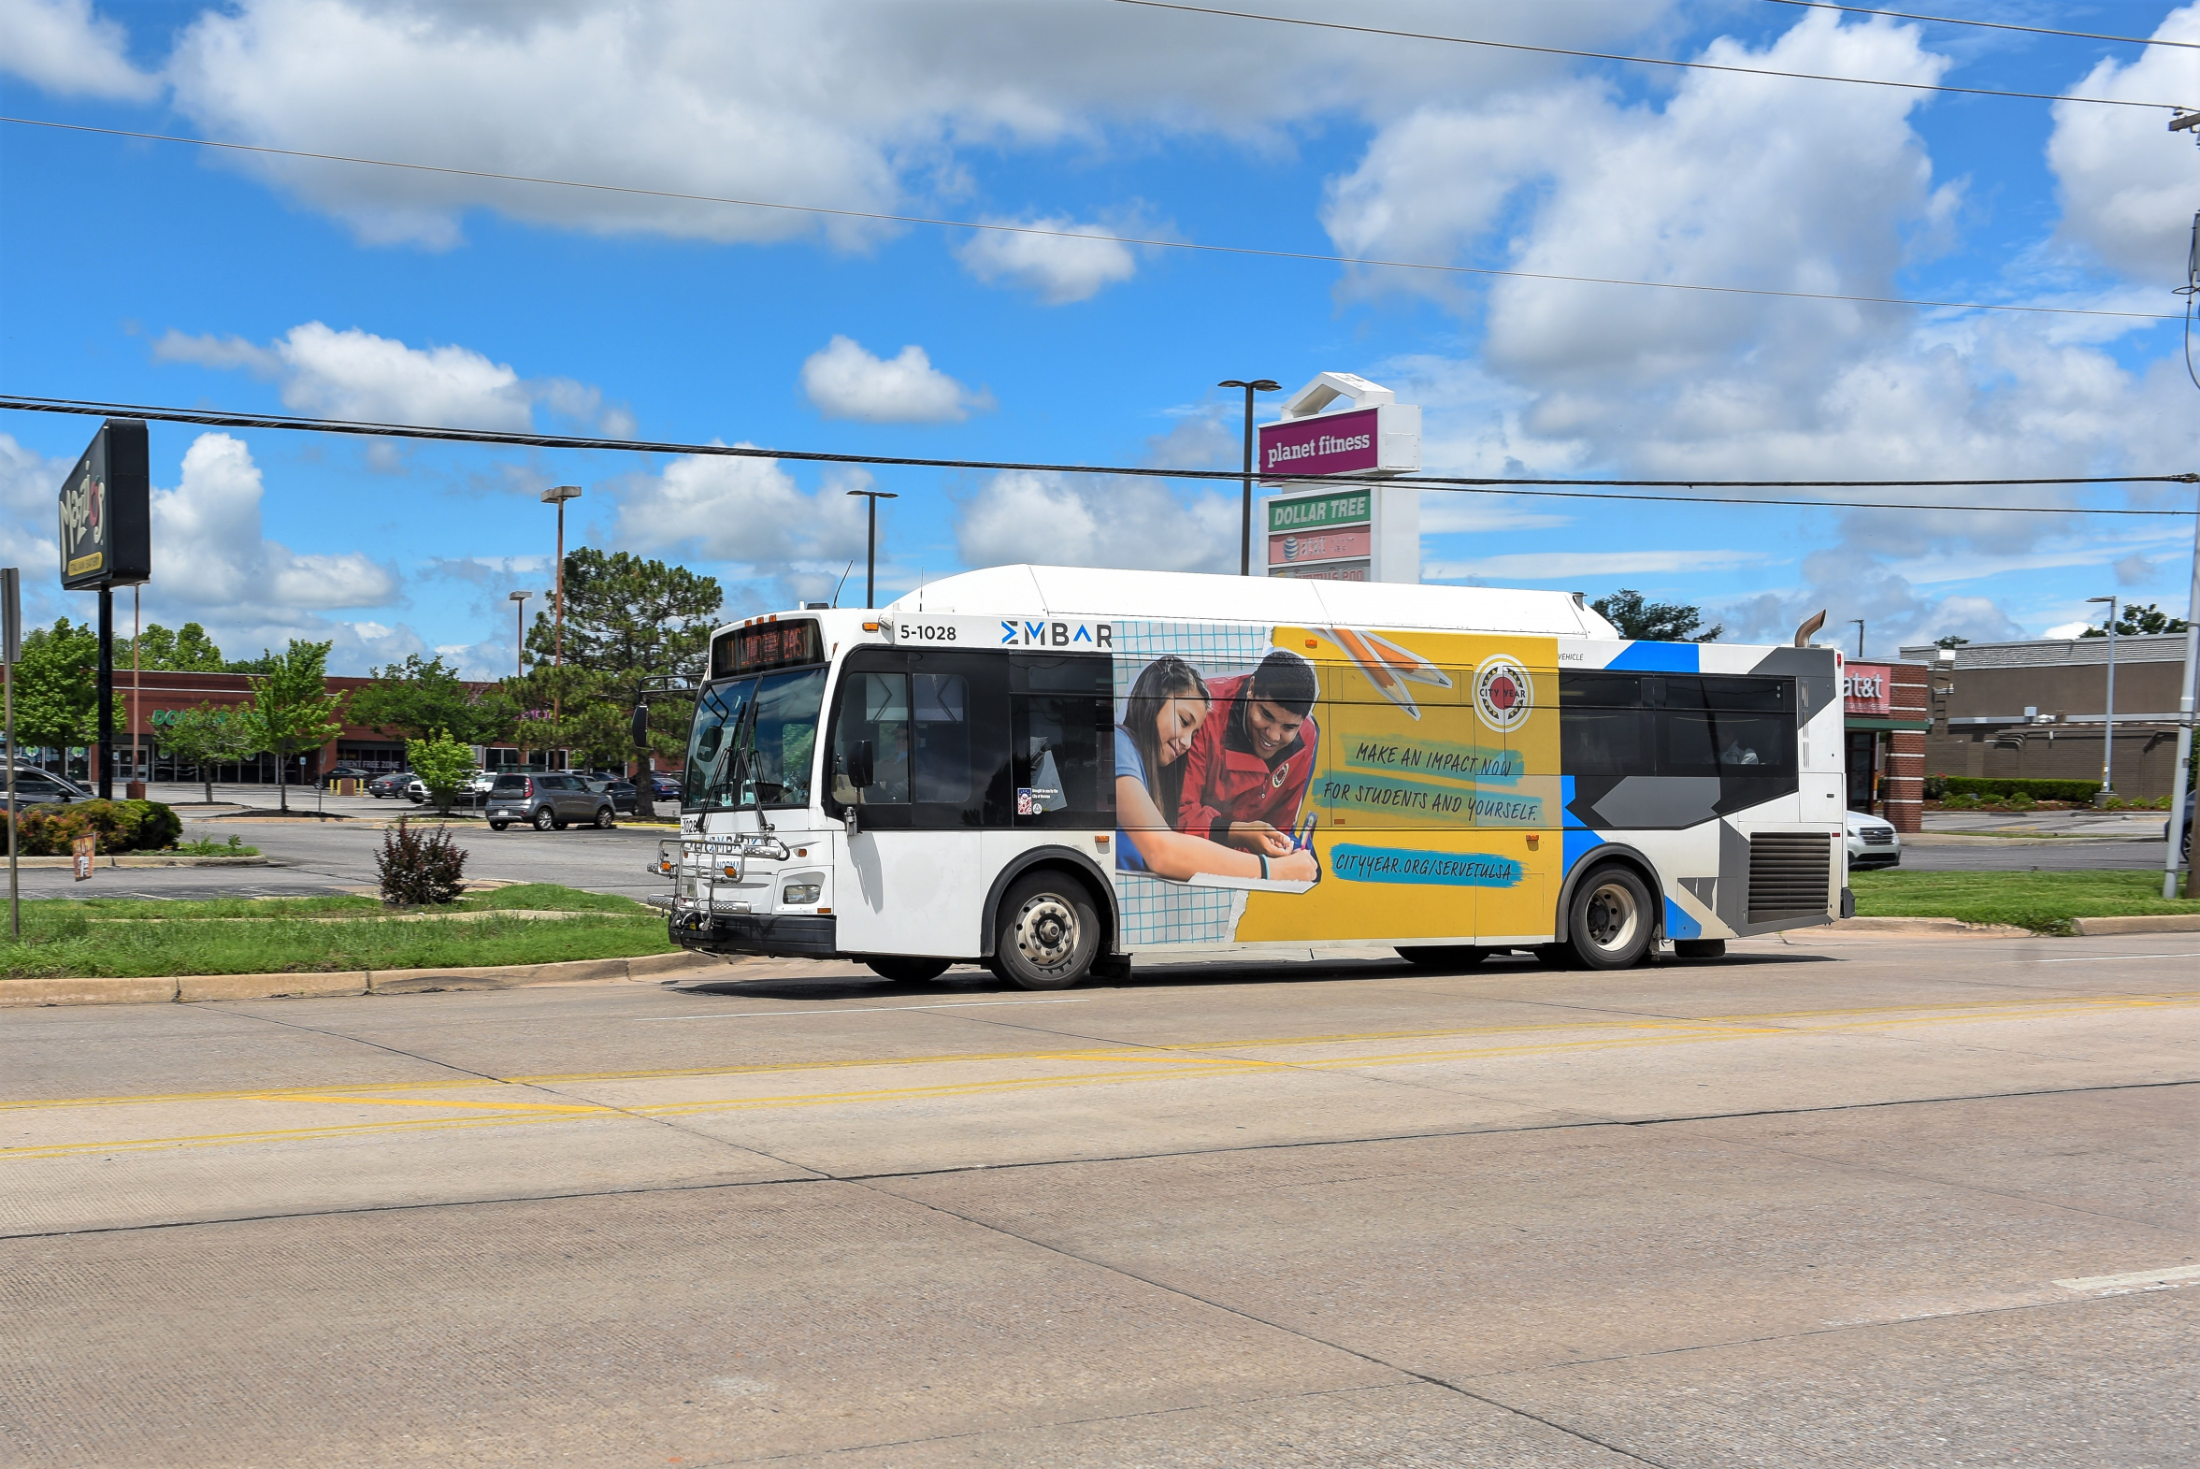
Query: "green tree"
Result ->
[[237, 640, 345, 813], [524, 548, 721, 814], [348, 653, 515, 745], [1934, 635, 1970, 650], [404, 730, 476, 816], [12, 619, 98, 756], [154, 704, 256, 804], [1590, 590, 1724, 643], [2079, 602, 2189, 637], [119, 622, 227, 671]]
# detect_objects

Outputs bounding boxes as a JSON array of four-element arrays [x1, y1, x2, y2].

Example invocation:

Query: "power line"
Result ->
[[1, 115, 2178, 325], [1757, 1, 2200, 52], [1107, 0, 2196, 111], [2, 393, 2191, 518]]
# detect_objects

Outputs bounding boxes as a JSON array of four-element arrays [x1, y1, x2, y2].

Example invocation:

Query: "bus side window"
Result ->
[[1558, 672, 1647, 777], [833, 671, 911, 805], [1010, 654, 1114, 828], [912, 673, 972, 805]]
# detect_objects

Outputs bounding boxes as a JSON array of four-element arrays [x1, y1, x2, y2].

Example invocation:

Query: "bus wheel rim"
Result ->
[[1585, 882, 1638, 951], [1015, 895, 1077, 968]]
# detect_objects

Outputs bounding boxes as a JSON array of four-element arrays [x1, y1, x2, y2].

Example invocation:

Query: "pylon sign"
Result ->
[[58, 418, 151, 591], [1258, 374, 1420, 584]]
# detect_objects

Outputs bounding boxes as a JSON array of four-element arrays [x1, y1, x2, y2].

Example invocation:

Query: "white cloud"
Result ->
[[2046, 6, 2200, 281], [955, 470, 1237, 574], [800, 336, 990, 423], [611, 451, 870, 571], [954, 218, 1140, 303], [0, 0, 159, 100], [154, 321, 632, 433], [157, 0, 1666, 249], [2041, 621, 2092, 641], [150, 433, 398, 620], [0, 433, 66, 573]]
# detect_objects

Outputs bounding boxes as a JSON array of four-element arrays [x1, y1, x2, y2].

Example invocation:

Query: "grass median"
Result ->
[[0, 883, 678, 980], [1851, 868, 2200, 934]]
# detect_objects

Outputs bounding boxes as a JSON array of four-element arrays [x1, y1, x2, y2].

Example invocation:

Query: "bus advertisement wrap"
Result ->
[[1109, 621, 1561, 947]]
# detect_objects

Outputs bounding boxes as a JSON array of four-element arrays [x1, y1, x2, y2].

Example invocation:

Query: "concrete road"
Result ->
[[2, 933, 2193, 1467]]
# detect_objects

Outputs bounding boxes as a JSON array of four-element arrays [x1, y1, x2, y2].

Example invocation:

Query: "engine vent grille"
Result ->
[[1748, 832, 1833, 924]]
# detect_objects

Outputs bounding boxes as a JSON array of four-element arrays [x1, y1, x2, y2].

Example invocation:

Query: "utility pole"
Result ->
[[2087, 595, 2117, 802], [1848, 619, 1865, 659], [1219, 379, 1280, 576], [846, 489, 898, 608], [2163, 491, 2199, 898], [541, 485, 581, 762], [3, 567, 19, 938]]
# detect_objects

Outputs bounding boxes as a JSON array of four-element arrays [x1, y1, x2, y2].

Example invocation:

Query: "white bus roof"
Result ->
[[884, 565, 1620, 639]]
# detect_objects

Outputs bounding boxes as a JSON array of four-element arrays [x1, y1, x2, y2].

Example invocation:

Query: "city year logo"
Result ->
[[1472, 655, 1533, 733]]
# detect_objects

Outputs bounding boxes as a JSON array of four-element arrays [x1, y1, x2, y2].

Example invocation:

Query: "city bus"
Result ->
[[660, 564, 1850, 988]]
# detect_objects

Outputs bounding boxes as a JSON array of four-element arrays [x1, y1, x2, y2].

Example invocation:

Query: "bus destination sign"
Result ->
[[716, 619, 820, 678]]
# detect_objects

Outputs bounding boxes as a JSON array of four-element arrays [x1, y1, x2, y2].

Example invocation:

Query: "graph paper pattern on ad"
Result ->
[[1110, 619, 1274, 946]]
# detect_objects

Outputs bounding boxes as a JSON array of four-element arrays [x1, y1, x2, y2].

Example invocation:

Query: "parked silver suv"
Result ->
[[485, 772, 616, 831]]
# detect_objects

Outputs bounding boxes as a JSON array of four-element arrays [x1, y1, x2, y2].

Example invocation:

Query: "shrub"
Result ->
[[1941, 792, 1979, 810], [1922, 774, 1949, 800], [2007, 790, 2037, 811], [11, 799, 184, 856], [375, 819, 468, 906], [1942, 776, 2102, 803]]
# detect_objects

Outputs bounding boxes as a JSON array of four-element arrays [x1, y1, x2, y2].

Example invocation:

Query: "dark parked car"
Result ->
[[2169, 792, 2195, 863], [366, 771, 413, 799], [322, 765, 376, 785], [485, 772, 616, 831], [649, 773, 681, 802], [3, 766, 91, 809], [581, 776, 641, 815]]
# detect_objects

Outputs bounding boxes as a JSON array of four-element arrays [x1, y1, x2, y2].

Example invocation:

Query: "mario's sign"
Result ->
[[58, 418, 151, 591]]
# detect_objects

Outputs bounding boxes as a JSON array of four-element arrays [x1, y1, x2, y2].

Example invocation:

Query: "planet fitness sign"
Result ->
[[1257, 373, 1420, 584]]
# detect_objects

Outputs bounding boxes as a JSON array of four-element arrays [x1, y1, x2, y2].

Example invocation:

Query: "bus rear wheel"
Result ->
[[1568, 866, 1654, 970], [993, 873, 1100, 990], [1397, 945, 1489, 969], [867, 957, 950, 984]]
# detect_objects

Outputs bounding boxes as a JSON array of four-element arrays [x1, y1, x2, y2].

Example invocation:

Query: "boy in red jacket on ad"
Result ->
[[1176, 649, 1320, 864]]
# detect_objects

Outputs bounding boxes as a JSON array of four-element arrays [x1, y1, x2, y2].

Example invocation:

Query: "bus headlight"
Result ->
[[782, 881, 822, 907]]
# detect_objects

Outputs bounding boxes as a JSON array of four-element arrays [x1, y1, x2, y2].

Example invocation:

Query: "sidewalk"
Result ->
[[1919, 809, 2172, 839]]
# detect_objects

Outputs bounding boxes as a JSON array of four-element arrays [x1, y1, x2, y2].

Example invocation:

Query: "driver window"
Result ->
[[833, 671, 910, 806]]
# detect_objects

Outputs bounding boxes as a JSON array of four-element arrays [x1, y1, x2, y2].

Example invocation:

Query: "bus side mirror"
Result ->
[[847, 740, 875, 791]]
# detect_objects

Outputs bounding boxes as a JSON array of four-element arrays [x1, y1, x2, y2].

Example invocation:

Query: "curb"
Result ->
[[1827, 916, 2032, 937], [2070, 913, 2200, 936], [6, 855, 275, 869], [0, 949, 725, 1008]]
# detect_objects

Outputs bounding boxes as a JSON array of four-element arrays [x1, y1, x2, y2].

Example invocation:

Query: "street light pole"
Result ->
[[845, 490, 898, 608], [1218, 379, 1280, 576], [2087, 595, 2118, 801], [2162, 496, 2199, 898], [1848, 619, 1865, 659], [508, 590, 530, 678], [541, 485, 581, 763]]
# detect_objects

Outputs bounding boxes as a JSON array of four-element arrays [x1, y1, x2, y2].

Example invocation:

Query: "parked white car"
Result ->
[[1845, 809, 1901, 869]]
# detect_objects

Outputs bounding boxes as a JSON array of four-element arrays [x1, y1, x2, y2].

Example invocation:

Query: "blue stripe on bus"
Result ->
[[1603, 641, 1700, 673], [1562, 828, 1605, 876], [1664, 896, 1702, 941]]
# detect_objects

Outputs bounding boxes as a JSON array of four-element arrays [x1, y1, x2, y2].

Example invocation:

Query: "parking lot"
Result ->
[[2, 929, 2191, 1467]]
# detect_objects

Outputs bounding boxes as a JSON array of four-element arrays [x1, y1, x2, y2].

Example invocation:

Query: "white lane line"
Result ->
[[2053, 1263, 2200, 1292], [636, 997, 1098, 1022], [2034, 952, 2200, 963]]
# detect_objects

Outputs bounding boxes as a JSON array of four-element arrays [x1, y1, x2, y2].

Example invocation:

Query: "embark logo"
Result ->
[[1000, 620, 1113, 648]]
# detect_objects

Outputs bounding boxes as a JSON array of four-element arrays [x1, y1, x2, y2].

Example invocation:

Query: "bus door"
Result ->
[[827, 650, 1011, 957]]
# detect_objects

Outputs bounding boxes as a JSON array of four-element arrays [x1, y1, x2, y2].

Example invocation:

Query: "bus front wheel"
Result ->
[[994, 873, 1100, 990], [1567, 866, 1654, 970]]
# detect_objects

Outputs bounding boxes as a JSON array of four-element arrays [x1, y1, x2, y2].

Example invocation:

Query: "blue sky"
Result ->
[[2, 0, 2197, 674]]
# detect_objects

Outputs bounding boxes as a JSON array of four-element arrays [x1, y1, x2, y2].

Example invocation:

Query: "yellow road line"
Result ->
[[0, 992, 2187, 1120]]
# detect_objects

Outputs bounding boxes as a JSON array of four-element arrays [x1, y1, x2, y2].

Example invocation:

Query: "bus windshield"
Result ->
[[682, 668, 827, 810]]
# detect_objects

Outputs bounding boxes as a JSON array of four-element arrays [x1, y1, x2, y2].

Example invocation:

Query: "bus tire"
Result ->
[[993, 872, 1100, 990], [1673, 938, 1727, 960], [1568, 865, 1654, 970], [1396, 945, 1488, 969], [867, 957, 950, 983]]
